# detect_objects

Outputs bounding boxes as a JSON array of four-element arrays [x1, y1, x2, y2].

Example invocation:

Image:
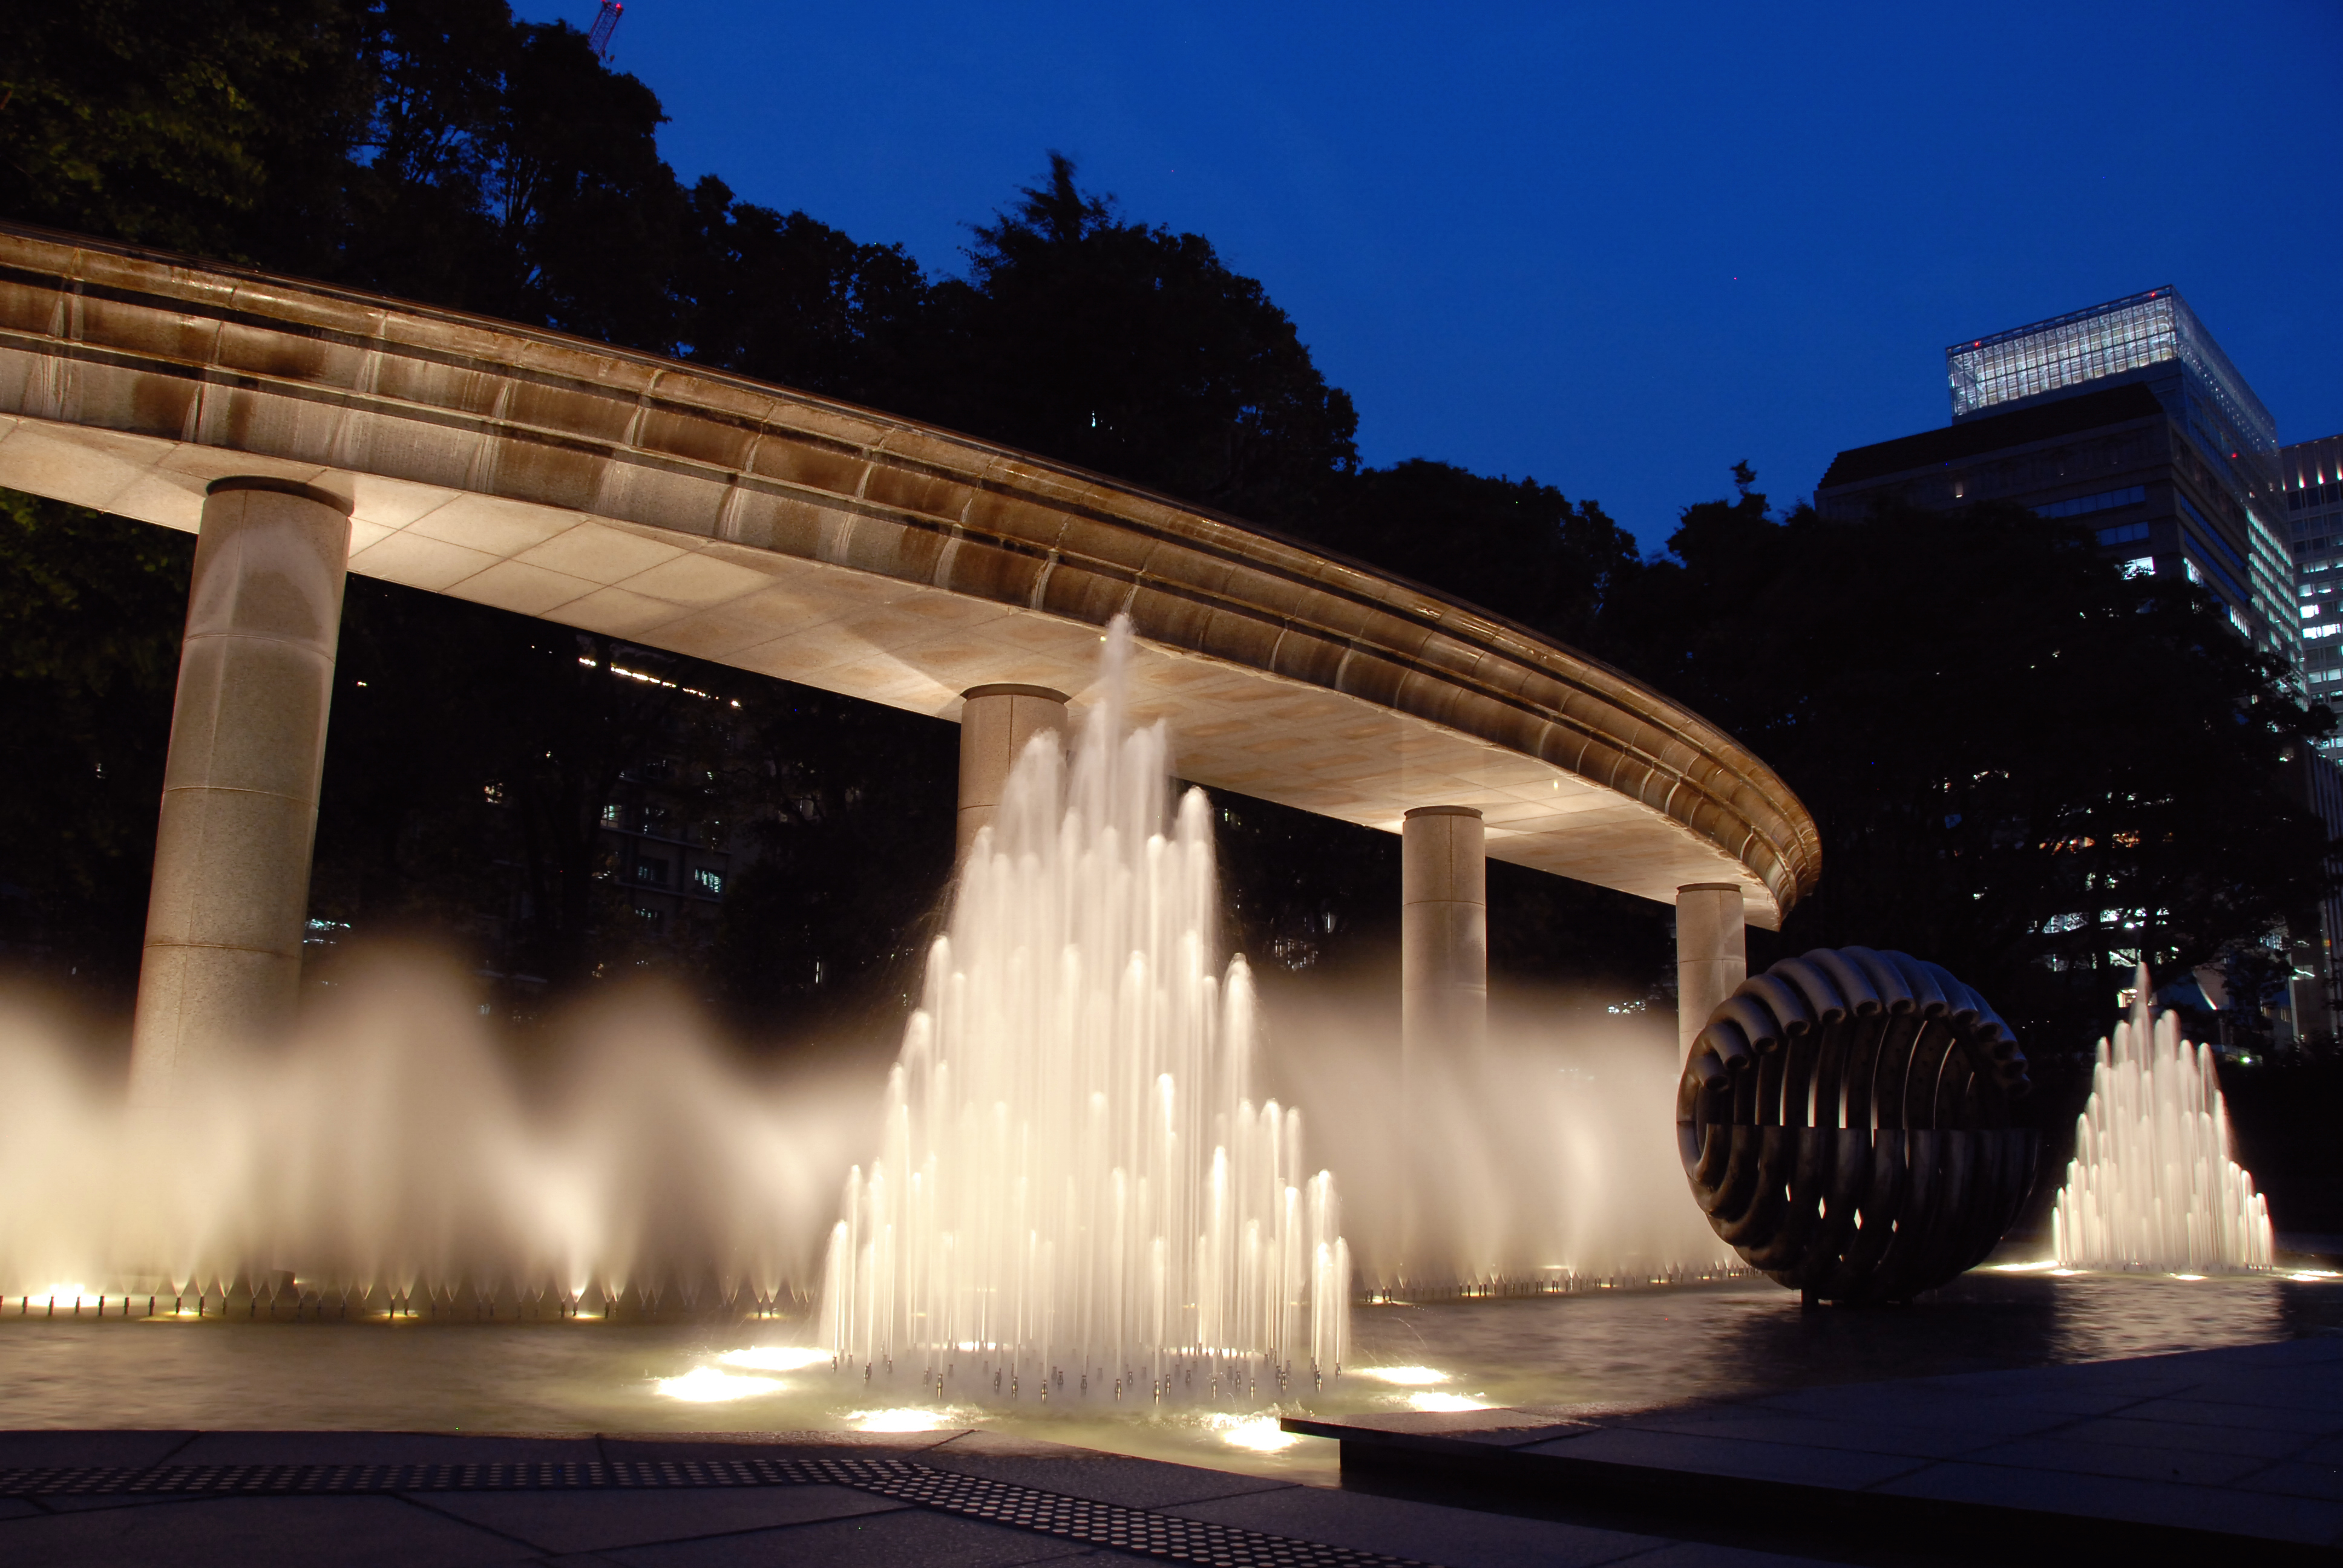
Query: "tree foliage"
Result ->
[[1, 2, 2327, 1056], [0, 494, 191, 995], [1598, 473, 2333, 1046], [915, 153, 1357, 527]]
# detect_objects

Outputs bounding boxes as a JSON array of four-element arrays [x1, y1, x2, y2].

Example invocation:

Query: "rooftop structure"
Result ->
[[1823, 286, 2296, 677], [1948, 288, 2276, 462]]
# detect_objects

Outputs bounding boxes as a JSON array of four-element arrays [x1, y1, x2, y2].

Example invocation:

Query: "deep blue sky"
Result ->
[[521, 1, 2343, 551]]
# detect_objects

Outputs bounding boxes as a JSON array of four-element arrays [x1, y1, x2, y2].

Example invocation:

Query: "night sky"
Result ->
[[517, 1, 2343, 550]]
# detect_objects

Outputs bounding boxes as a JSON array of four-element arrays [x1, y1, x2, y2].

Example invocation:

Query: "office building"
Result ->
[[2287, 434, 2343, 733], [1818, 289, 2299, 685], [2284, 434, 2343, 1041]]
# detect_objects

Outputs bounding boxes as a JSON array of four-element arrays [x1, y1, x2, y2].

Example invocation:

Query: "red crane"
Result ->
[[589, 1, 624, 61]]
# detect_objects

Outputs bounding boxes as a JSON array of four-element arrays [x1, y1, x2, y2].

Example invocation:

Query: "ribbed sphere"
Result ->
[[1676, 948, 2039, 1304]]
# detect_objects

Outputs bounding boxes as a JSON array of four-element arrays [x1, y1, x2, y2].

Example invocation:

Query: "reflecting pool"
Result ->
[[4, 1271, 2337, 1485]]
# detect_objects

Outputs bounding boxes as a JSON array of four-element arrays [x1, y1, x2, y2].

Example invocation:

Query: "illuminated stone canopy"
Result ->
[[0, 223, 1817, 922]]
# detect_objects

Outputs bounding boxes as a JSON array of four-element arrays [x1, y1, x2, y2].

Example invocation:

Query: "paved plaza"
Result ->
[[1, 1334, 2335, 1565], [0, 1424, 1824, 1568], [1294, 1334, 2343, 1564]]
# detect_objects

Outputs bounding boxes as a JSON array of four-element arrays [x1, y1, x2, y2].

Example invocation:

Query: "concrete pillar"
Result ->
[[1400, 805, 1486, 1277], [129, 480, 352, 1103], [956, 683, 1069, 861], [1676, 882, 1748, 1060]]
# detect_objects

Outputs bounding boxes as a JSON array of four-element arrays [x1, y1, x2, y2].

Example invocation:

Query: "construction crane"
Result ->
[[588, 1, 624, 61]]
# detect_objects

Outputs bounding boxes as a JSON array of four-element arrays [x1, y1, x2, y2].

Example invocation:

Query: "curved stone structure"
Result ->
[[1677, 949, 2039, 1302], [0, 224, 1817, 921]]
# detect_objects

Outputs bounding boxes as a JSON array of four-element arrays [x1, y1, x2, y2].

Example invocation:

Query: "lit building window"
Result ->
[[635, 857, 669, 886], [2121, 557, 2155, 580], [2051, 487, 2148, 521], [692, 867, 724, 897], [1950, 295, 2181, 417]]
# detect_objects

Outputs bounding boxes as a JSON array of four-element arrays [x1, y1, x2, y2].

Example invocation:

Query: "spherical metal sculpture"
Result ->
[[1677, 948, 2039, 1304]]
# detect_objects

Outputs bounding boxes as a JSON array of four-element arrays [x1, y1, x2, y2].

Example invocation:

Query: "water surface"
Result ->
[[4, 1272, 2336, 1483]]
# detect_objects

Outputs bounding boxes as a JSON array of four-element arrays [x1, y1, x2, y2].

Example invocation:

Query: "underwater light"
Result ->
[[1211, 1415, 1300, 1452], [719, 1346, 834, 1372], [851, 1408, 955, 1432], [654, 1367, 779, 1403], [1352, 1365, 1446, 1386], [1406, 1392, 1490, 1413]]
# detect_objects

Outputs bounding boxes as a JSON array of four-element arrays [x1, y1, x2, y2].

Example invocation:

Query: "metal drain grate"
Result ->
[[0, 1456, 1426, 1568], [841, 1459, 1418, 1567]]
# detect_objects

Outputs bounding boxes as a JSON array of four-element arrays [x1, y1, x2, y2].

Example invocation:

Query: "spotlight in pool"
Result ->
[[1406, 1392, 1490, 1413], [654, 1367, 779, 1403], [719, 1346, 833, 1372], [851, 1408, 954, 1433], [2289, 1270, 2342, 1282], [1211, 1415, 1299, 1453], [2172, 1273, 2207, 1281], [1352, 1365, 1447, 1386], [1990, 1261, 2058, 1272]]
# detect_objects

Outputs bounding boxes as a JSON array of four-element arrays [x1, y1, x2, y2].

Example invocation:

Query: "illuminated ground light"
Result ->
[[654, 1367, 780, 1403], [1351, 1366, 1447, 1387], [1208, 1414, 1300, 1453], [2172, 1273, 2207, 1282], [2289, 1269, 2342, 1282], [848, 1408, 961, 1433], [1990, 1261, 2059, 1273], [719, 1346, 834, 1372], [1404, 1392, 1492, 1413]]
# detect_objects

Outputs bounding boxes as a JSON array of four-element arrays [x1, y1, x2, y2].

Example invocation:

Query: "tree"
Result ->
[[0, 497, 191, 1004], [677, 178, 933, 410], [1296, 459, 1639, 649], [1599, 473, 2334, 1050], [0, 0, 364, 270], [915, 153, 1358, 529]]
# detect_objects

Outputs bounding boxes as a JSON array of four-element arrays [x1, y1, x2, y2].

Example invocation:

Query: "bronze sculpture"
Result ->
[[1677, 948, 2038, 1303]]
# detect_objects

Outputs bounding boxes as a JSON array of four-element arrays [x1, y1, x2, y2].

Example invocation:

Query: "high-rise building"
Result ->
[[2287, 434, 2343, 737], [1818, 290, 2339, 1042], [2283, 434, 2343, 1042], [1818, 288, 2299, 684]]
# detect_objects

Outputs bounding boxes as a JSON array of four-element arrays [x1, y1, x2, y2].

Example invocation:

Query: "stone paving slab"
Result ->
[[419, 1483, 905, 1555], [1286, 1335, 2343, 1563], [0, 1428, 1840, 1568], [1165, 1480, 1670, 1567]]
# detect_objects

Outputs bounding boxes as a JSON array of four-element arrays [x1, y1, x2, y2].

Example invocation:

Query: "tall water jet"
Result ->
[[2052, 965, 2273, 1272], [821, 621, 1350, 1399]]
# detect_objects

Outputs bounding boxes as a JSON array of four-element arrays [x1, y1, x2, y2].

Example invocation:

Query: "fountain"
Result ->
[[0, 973, 869, 1315], [819, 621, 1351, 1402], [2051, 965, 2274, 1272]]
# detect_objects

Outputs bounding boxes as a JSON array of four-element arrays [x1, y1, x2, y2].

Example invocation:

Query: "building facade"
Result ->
[[1819, 288, 2299, 686], [1818, 290, 2343, 1044], [2284, 434, 2343, 1040], [2287, 434, 2343, 740]]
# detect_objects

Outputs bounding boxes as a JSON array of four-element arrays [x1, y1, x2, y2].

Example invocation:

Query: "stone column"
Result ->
[[956, 684, 1069, 861], [1400, 805, 1486, 1278], [129, 480, 352, 1103], [1676, 882, 1748, 1059]]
